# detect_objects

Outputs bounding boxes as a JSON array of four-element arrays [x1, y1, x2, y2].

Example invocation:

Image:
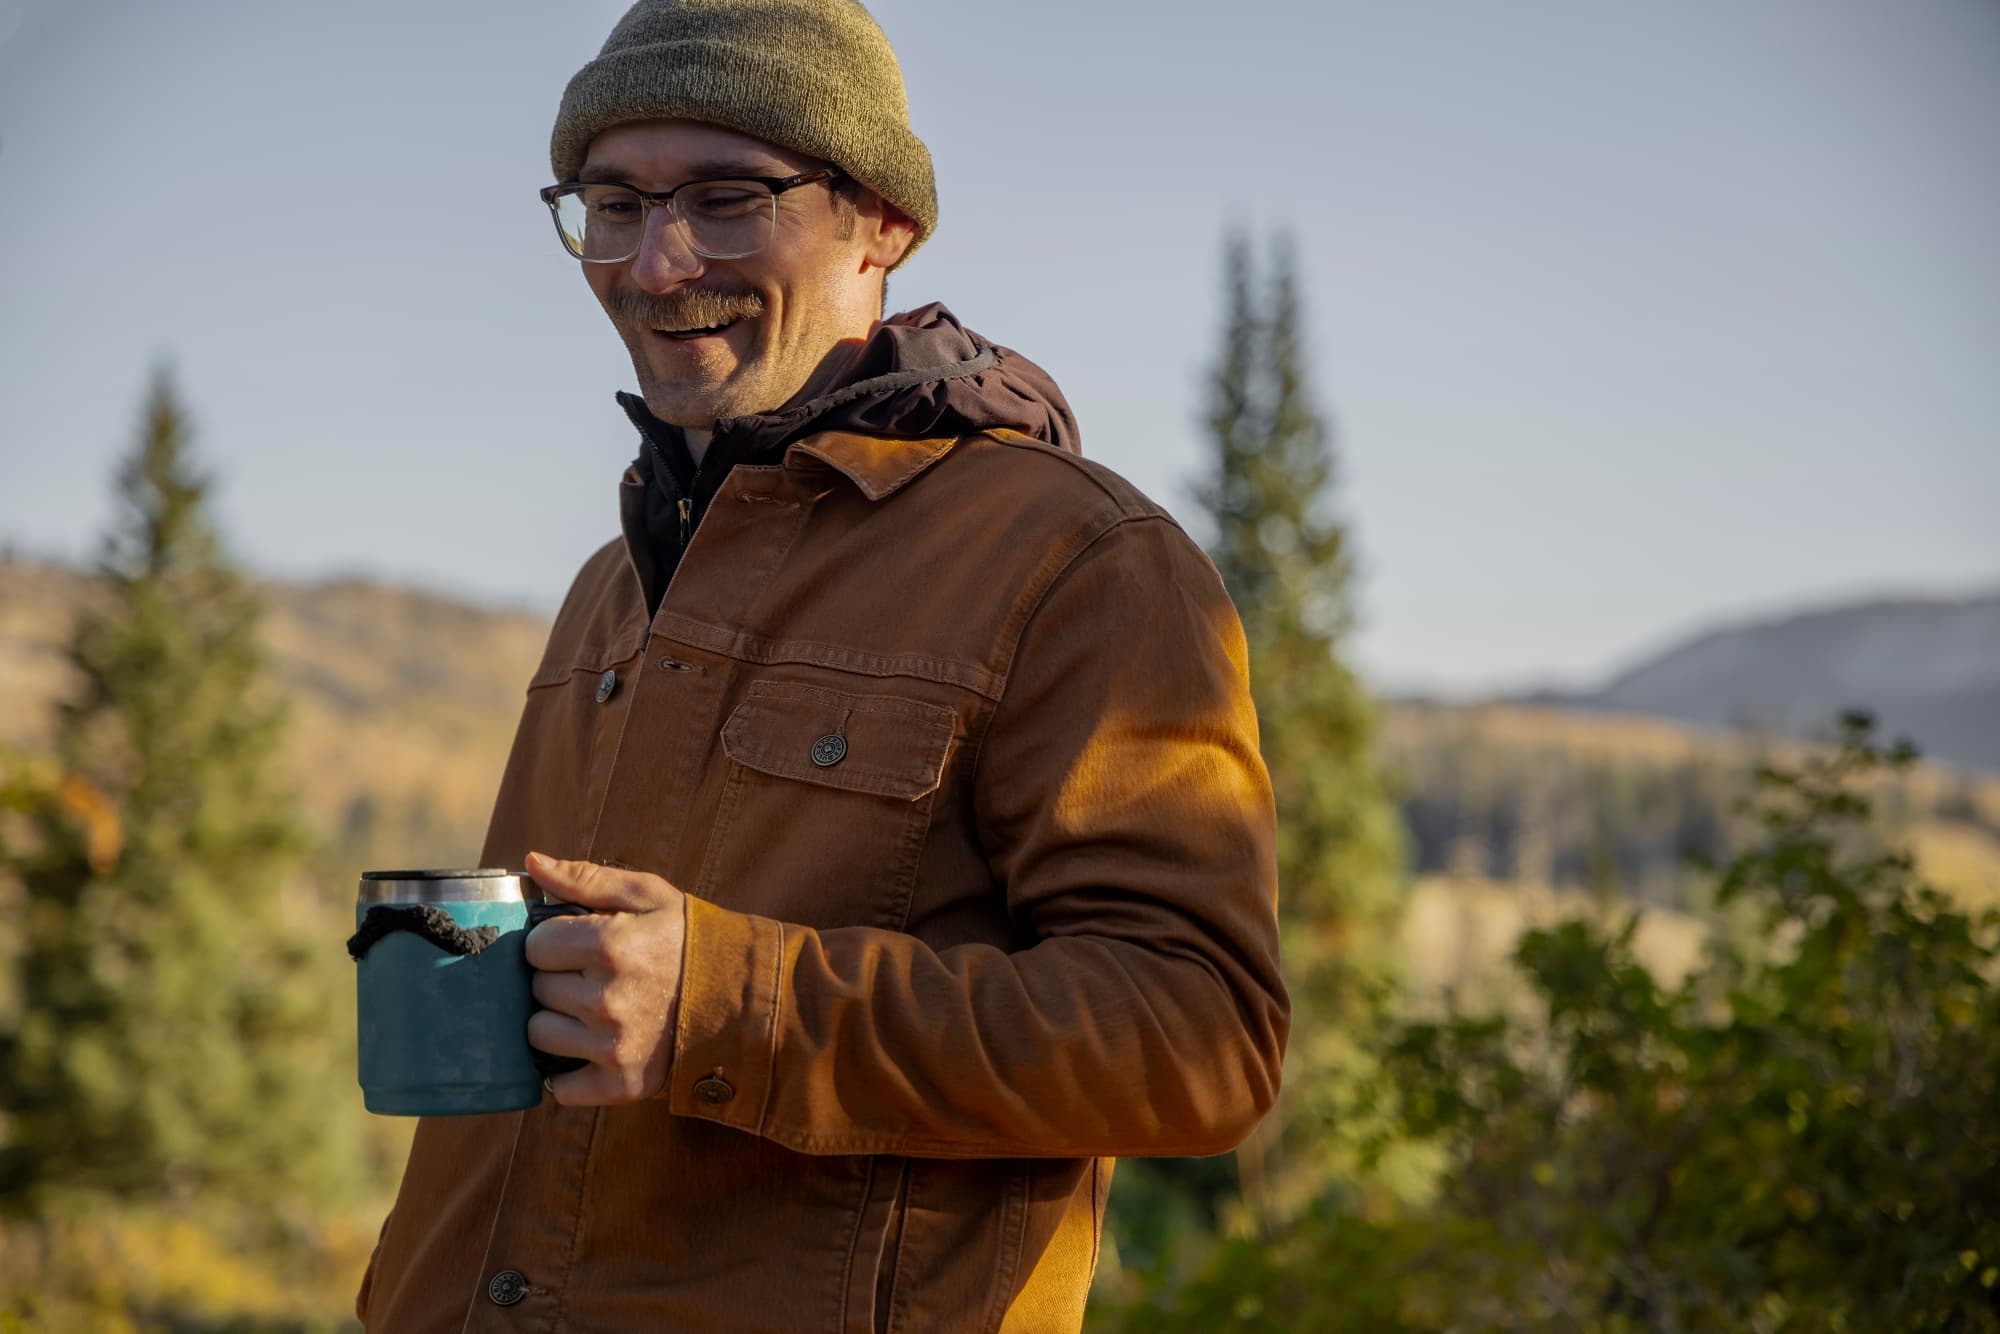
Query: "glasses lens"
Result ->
[[676, 180, 777, 259], [553, 186, 645, 262]]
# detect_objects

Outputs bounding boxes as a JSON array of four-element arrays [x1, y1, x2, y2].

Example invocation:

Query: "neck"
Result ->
[[682, 425, 712, 467]]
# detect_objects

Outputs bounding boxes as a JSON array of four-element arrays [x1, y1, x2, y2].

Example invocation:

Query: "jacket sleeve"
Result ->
[[665, 513, 1289, 1158]]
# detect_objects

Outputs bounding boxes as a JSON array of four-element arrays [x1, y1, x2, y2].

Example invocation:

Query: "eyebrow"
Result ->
[[576, 158, 791, 186]]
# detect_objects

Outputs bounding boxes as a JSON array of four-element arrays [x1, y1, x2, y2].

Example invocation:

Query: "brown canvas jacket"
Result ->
[[357, 405, 1287, 1330]]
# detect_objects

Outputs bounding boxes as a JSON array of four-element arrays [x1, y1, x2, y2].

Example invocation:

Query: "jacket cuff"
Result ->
[[667, 894, 784, 1134]]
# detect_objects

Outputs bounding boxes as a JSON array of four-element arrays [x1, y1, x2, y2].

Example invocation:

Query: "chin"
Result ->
[[629, 370, 724, 427], [637, 362, 769, 423], [637, 394, 706, 428], [643, 375, 788, 428]]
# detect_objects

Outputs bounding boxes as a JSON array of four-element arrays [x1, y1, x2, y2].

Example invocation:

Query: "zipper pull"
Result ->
[[677, 496, 693, 550]]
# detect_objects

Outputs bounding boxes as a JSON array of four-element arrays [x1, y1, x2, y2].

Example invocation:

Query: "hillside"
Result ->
[[1526, 591, 2000, 773], [1384, 698, 2000, 902], [6, 557, 1998, 927], [0, 558, 544, 871]]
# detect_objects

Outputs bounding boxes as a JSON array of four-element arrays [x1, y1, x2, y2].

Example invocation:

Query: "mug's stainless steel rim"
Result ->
[[357, 869, 531, 905]]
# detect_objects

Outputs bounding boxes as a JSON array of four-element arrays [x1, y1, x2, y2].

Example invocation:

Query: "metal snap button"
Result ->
[[594, 669, 617, 703], [487, 1268, 529, 1306], [693, 1075, 736, 1105], [810, 734, 847, 767]]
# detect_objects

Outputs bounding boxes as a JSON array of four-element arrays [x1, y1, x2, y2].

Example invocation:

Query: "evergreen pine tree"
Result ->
[[1201, 233, 1405, 1223], [0, 364, 354, 1220], [1104, 235, 1406, 1281]]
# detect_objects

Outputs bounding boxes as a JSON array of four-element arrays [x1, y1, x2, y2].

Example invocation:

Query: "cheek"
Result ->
[[779, 269, 850, 342], [586, 273, 630, 328]]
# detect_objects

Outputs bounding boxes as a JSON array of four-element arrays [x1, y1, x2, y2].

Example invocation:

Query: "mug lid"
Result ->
[[357, 868, 530, 904]]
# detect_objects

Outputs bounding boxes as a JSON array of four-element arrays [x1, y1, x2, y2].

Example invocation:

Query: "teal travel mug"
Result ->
[[351, 868, 547, 1116]]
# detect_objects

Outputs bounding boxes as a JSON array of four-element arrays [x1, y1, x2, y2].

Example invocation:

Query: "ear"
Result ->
[[857, 191, 918, 271]]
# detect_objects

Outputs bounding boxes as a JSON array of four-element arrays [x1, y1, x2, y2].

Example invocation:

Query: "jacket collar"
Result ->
[[783, 430, 961, 502], [614, 431, 959, 612]]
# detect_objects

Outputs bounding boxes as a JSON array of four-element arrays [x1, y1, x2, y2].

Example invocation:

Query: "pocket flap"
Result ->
[[721, 682, 955, 800]]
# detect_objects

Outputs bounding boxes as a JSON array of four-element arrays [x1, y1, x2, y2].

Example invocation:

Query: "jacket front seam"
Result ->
[[581, 640, 647, 862], [549, 1108, 603, 1334], [982, 1162, 1031, 1334], [834, 1156, 879, 1333], [883, 1158, 917, 1334]]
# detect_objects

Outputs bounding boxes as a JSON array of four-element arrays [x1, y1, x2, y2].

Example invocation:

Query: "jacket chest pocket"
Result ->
[[694, 680, 957, 931]]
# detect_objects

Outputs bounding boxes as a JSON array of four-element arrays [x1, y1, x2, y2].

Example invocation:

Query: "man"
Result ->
[[357, 1, 1287, 1329]]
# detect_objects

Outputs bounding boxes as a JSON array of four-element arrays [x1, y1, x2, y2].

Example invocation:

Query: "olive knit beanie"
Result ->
[[550, 0, 937, 266]]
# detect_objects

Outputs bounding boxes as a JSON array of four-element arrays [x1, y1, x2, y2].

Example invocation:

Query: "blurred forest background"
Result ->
[[1, 232, 1997, 1330]]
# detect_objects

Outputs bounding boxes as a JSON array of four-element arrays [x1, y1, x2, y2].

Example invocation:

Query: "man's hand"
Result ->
[[522, 851, 687, 1106]]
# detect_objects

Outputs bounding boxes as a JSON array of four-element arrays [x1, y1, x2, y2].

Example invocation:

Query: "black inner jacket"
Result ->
[[619, 301, 1079, 615]]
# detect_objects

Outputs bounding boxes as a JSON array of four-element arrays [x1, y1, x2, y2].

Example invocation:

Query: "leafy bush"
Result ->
[[1099, 715, 2000, 1331]]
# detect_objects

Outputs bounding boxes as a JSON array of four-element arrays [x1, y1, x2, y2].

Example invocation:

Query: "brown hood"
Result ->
[[708, 301, 1080, 458], [619, 302, 1080, 483], [619, 304, 1080, 596]]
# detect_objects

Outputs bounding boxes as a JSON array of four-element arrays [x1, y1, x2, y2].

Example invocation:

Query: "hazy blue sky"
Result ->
[[2, 0, 1995, 693]]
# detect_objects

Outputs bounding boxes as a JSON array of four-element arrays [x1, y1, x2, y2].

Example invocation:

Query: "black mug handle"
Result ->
[[525, 899, 592, 1078]]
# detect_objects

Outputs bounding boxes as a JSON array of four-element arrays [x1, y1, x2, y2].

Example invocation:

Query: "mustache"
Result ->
[[612, 284, 766, 330]]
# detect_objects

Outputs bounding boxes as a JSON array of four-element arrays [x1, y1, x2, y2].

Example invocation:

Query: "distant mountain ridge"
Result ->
[[1523, 591, 2000, 773]]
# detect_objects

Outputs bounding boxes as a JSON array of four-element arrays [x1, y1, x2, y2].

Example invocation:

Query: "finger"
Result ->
[[527, 1007, 604, 1063], [530, 967, 604, 1020], [525, 851, 672, 913], [523, 913, 609, 972], [544, 1055, 652, 1107], [545, 1062, 625, 1107]]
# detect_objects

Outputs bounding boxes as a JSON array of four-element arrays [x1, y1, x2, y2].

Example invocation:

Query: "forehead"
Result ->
[[578, 119, 816, 186]]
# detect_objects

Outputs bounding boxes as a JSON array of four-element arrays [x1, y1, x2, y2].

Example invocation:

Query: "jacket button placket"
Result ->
[[593, 472, 800, 874]]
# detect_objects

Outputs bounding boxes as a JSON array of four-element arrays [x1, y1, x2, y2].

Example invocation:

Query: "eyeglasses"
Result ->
[[538, 168, 846, 263]]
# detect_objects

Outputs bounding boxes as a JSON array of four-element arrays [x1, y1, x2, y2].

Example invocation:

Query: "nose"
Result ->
[[627, 201, 705, 290]]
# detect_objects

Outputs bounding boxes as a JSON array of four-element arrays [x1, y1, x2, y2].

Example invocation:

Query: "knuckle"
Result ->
[[601, 1010, 631, 1055], [587, 930, 618, 970], [600, 919, 636, 967]]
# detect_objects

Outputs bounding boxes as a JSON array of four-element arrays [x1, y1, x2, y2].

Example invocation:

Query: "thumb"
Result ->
[[524, 851, 661, 912]]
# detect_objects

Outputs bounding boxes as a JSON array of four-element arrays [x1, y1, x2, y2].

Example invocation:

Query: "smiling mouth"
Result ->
[[653, 319, 740, 341]]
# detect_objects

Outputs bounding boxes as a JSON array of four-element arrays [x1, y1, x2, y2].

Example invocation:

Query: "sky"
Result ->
[[1, 0, 1995, 695]]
